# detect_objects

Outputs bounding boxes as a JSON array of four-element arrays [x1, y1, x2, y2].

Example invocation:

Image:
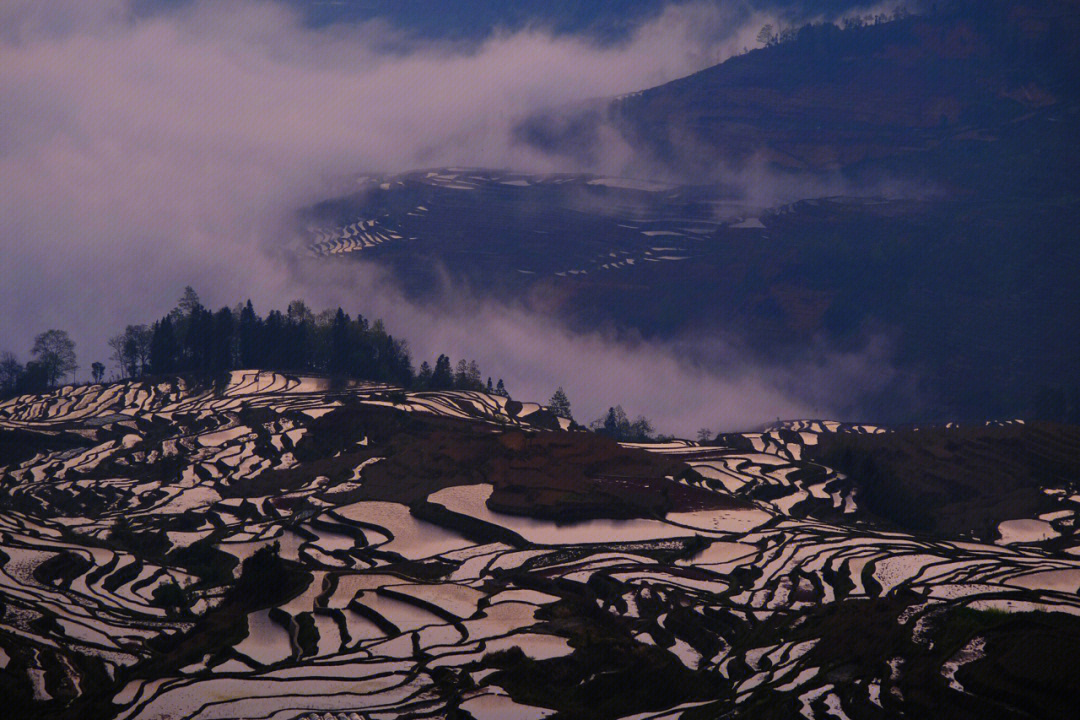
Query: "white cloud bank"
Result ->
[[0, 0, 906, 432]]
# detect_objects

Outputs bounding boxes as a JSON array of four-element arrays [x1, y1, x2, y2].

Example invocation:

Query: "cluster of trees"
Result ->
[[1, 289, 595, 428], [414, 355, 508, 395], [840, 9, 910, 30], [0, 330, 79, 396], [107, 287, 508, 392], [756, 7, 910, 48], [1, 295, 616, 433], [1, 288, 513, 399], [111, 287, 416, 386], [589, 405, 656, 442]]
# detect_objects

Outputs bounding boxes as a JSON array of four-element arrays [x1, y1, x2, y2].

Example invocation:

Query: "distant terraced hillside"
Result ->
[[2, 373, 1080, 718], [302, 169, 1080, 424]]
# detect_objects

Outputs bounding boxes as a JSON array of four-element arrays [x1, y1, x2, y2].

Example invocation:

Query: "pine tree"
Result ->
[[454, 358, 469, 389], [431, 355, 453, 390], [548, 387, 572, 419], [329, 308, 351, 376], [185, 306, 214, 374], [263, 311, 286, 369], [238, 300, 261, 369], [495, 378, 508, 397], [603, 406, 624, 436], [417, 361, 433, 389], [176, 286, 201, 318], [149, 316, 178, 375], [210, 307, 235, 374]]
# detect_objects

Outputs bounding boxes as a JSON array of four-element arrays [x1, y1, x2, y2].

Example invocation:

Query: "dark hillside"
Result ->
[[809, 421, 1080, 537], [519, 1, 1080, 195]]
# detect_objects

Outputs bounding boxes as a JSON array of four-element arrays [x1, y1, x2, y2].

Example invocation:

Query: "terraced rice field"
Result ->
[[2, 373, 1079, 718], [303, 169, 727, 279]]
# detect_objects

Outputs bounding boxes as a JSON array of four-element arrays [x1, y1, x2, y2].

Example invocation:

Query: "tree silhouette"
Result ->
[[184, 306, 214, 374], [416, 361, 433, 389], [591, 405, 654, 442], [175, 286, 202, 318], [107, 333, 129, 377], [238, 300, 261, 368], [32, 330, 77, 386], [93, 297, 434, 391], [548, 387, 573, 420], [467, 360, 482, 390], [757, 23, 777, 46], [431, 355, 453, 390], [18, 362, 50, 394], [210, 307, 235, 374], [329, 308, 352, 376], [91, 362, 105, 384], [454, 358, 469, 389], [150, 316, 179, 374], [109, 325, 151, 377], [0, 352, 22, 395]]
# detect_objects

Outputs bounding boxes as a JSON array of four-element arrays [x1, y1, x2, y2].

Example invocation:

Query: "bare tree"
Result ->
[[107, 334, 127, 377]]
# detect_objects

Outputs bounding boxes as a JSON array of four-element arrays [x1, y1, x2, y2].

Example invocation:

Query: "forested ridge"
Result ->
[[0, 287, 507, 399]]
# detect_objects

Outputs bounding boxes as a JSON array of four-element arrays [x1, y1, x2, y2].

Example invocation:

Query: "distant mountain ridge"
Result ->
[[517, 1, 1080, 195], [295, 2, 1080, 426]]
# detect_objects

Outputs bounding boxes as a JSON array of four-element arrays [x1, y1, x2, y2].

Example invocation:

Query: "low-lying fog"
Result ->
[[0, 0, 911, 434]]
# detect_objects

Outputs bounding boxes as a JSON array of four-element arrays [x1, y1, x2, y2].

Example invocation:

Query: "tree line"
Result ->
[[755, 7, 911, 48], [588, 404, 658, 443], [0, 330, 80, 396], [0, 287, 512, 397], [1, 288, 677, 438], [113, 287, 513, 393]]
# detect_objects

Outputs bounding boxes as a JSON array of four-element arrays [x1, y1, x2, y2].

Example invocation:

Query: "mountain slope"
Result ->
[[303, 170, 1080, 423], [518, 2, 1080, 195]]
